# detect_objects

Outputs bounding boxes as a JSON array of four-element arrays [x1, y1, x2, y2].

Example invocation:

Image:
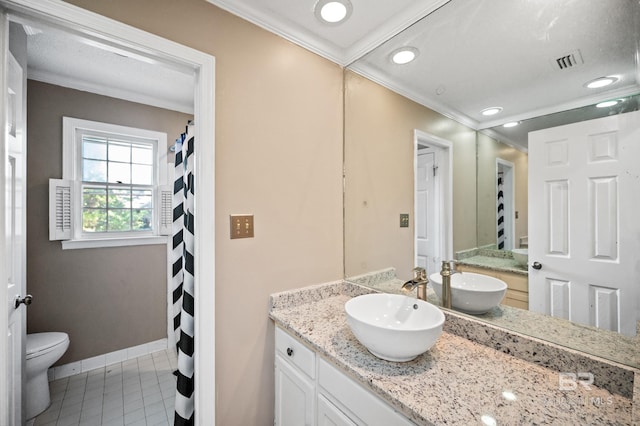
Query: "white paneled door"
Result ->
[[529, 110, 640, 336], [4, 47, 27, 424], [416, 150, 438, 275]]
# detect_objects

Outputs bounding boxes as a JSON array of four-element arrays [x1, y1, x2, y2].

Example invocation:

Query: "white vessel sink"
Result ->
[[511, 248, 528, 267], [344, 293, 444, 362], [429, 272, 507, 314]]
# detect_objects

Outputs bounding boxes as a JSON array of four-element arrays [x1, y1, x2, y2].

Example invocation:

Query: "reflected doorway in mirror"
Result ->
[[496, 158, 515, 250], [529, 110, 640, 336], [414, 130, 453, 276]]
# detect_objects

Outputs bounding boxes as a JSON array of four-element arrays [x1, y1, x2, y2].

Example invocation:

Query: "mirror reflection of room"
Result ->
[[344, 0, 639, 369]]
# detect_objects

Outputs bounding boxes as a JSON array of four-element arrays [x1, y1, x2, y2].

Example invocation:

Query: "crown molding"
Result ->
[[478, 83, 640, 129], [348, 62, 481, 130], [28, 69, 194, 114], [206, 0, 451, 66]]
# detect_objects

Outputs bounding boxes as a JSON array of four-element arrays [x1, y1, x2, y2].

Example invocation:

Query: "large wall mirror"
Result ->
[[344, 0, 639, 368]]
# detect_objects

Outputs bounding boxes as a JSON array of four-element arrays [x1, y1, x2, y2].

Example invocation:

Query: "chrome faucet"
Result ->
[[402, 267, 429, 301], [440, 261, 460, 309]]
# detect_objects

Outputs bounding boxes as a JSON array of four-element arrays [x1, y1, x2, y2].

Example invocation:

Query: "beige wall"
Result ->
[[62, 1, 345, 424], [476, 132, 528, 248], [344, 71, 477, 279], [27, 81, 193, 364]]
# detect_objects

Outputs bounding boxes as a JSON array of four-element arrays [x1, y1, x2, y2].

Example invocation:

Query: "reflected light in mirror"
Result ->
[[502, 121, 519, 128], [596, 99, 623, 108], [481, 107, 503, 116], [585, 76, 619, 89], [391, 47, 418, 65]]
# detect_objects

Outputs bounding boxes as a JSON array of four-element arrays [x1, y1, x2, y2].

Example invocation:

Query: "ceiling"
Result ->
[[20, 21, 195, 114], [19, 0, 640, 149], [208, 0, 640, 149], [205, 0, 449, 65], [350, 0, 640, 147]]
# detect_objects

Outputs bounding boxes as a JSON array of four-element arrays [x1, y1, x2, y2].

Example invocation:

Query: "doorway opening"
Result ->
[[413, 130, 453, 276], [496, 158, 515, 250], [0, 1, 215, 423]]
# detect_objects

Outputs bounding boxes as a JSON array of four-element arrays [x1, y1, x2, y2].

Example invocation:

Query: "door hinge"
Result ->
[[433, 165, 439, 177]]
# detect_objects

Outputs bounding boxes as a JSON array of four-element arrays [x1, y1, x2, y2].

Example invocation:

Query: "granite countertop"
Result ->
[[456, 255, 528, 275], [455, 247, 528, 276], [270, 282, 634, 425]]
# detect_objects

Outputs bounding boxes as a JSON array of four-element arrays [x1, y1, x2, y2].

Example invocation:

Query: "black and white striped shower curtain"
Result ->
[[172, 123, 195, 425], [497, 174, 505, 249]]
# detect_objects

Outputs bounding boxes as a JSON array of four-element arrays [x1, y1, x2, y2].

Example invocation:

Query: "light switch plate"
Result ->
[[230, 214, 254, 239], [400, 213, 409, 228]]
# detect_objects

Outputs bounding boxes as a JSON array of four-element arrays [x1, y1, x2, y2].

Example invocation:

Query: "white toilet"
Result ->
[[25, 332, 70, 422]]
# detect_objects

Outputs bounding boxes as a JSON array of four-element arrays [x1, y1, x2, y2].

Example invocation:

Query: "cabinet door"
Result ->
[[275, 354, 315, 426], [317, 394, 357, 426]]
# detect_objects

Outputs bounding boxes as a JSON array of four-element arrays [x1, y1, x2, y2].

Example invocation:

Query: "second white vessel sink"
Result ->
[[345, 293, 444, 362], [429, 272, 507, 314]]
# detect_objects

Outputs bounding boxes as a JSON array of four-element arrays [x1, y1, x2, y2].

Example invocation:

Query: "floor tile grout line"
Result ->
[[33, 348, 177, 426]]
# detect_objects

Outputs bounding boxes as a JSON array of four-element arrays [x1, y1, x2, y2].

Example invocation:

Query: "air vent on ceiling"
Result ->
[[552, 49, 584, 70]]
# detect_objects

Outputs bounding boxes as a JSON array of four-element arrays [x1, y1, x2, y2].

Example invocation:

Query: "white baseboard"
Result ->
[[48, 338, 169, 381]]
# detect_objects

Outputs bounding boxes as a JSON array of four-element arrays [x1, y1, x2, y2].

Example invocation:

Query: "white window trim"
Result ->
[[60, 117, 169, 249], [62, 235, 168, 250]]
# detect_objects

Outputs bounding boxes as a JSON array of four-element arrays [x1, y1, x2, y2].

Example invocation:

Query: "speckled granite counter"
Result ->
[[270, 281, 636, 425], [455, 247, 528, 275], [456, 255, 528, 275], [473, 303, 640, 369]]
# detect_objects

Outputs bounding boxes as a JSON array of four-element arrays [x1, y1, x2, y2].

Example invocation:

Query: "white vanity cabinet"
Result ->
[[275, 326, 416, 426], [275, 326, 316, 426]]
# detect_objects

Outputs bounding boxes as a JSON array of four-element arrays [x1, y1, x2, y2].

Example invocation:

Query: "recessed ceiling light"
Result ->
[[596, 99, 622, 108], [503, 122, 519, 128], [585, 76, 619, 89], [315, 0, 352, 24], [481, 107, 503, 116], [390, 47, 419, 65]]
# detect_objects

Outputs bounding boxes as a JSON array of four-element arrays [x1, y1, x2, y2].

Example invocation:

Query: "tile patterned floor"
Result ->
[[34, 349, 177, 426]]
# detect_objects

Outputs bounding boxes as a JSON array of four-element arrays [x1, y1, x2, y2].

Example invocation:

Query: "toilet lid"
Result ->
[[26, 332, 69, 359]]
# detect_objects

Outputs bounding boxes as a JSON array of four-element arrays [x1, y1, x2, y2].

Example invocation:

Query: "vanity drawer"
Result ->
[[318, 358, 415, 426], [275, 326, 316, 378]]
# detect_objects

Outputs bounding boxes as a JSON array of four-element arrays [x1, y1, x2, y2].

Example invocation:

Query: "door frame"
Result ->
[[413, 130, 453, 269], [0, 1, 216, 424]]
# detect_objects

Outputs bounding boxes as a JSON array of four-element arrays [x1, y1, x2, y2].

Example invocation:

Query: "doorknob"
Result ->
[[532, 262, 542, 270], [14, 294, 33, 309]]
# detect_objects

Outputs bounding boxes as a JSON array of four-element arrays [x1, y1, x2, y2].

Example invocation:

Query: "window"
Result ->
[[50, 117, 171, 249]]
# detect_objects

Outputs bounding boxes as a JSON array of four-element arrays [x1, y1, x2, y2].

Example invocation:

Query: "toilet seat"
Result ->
[[26, 332, 69, 360]]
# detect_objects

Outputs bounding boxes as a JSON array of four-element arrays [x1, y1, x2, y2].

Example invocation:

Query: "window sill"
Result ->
[[61, 235, 169, 250]]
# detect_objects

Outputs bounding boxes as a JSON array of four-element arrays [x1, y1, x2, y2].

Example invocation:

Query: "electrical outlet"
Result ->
[[230, 214, 254, 239], [400, 213, 409, 228]]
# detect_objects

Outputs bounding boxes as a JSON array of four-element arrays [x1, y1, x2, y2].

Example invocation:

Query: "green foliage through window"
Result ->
[[81, 134, 155, 233]]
